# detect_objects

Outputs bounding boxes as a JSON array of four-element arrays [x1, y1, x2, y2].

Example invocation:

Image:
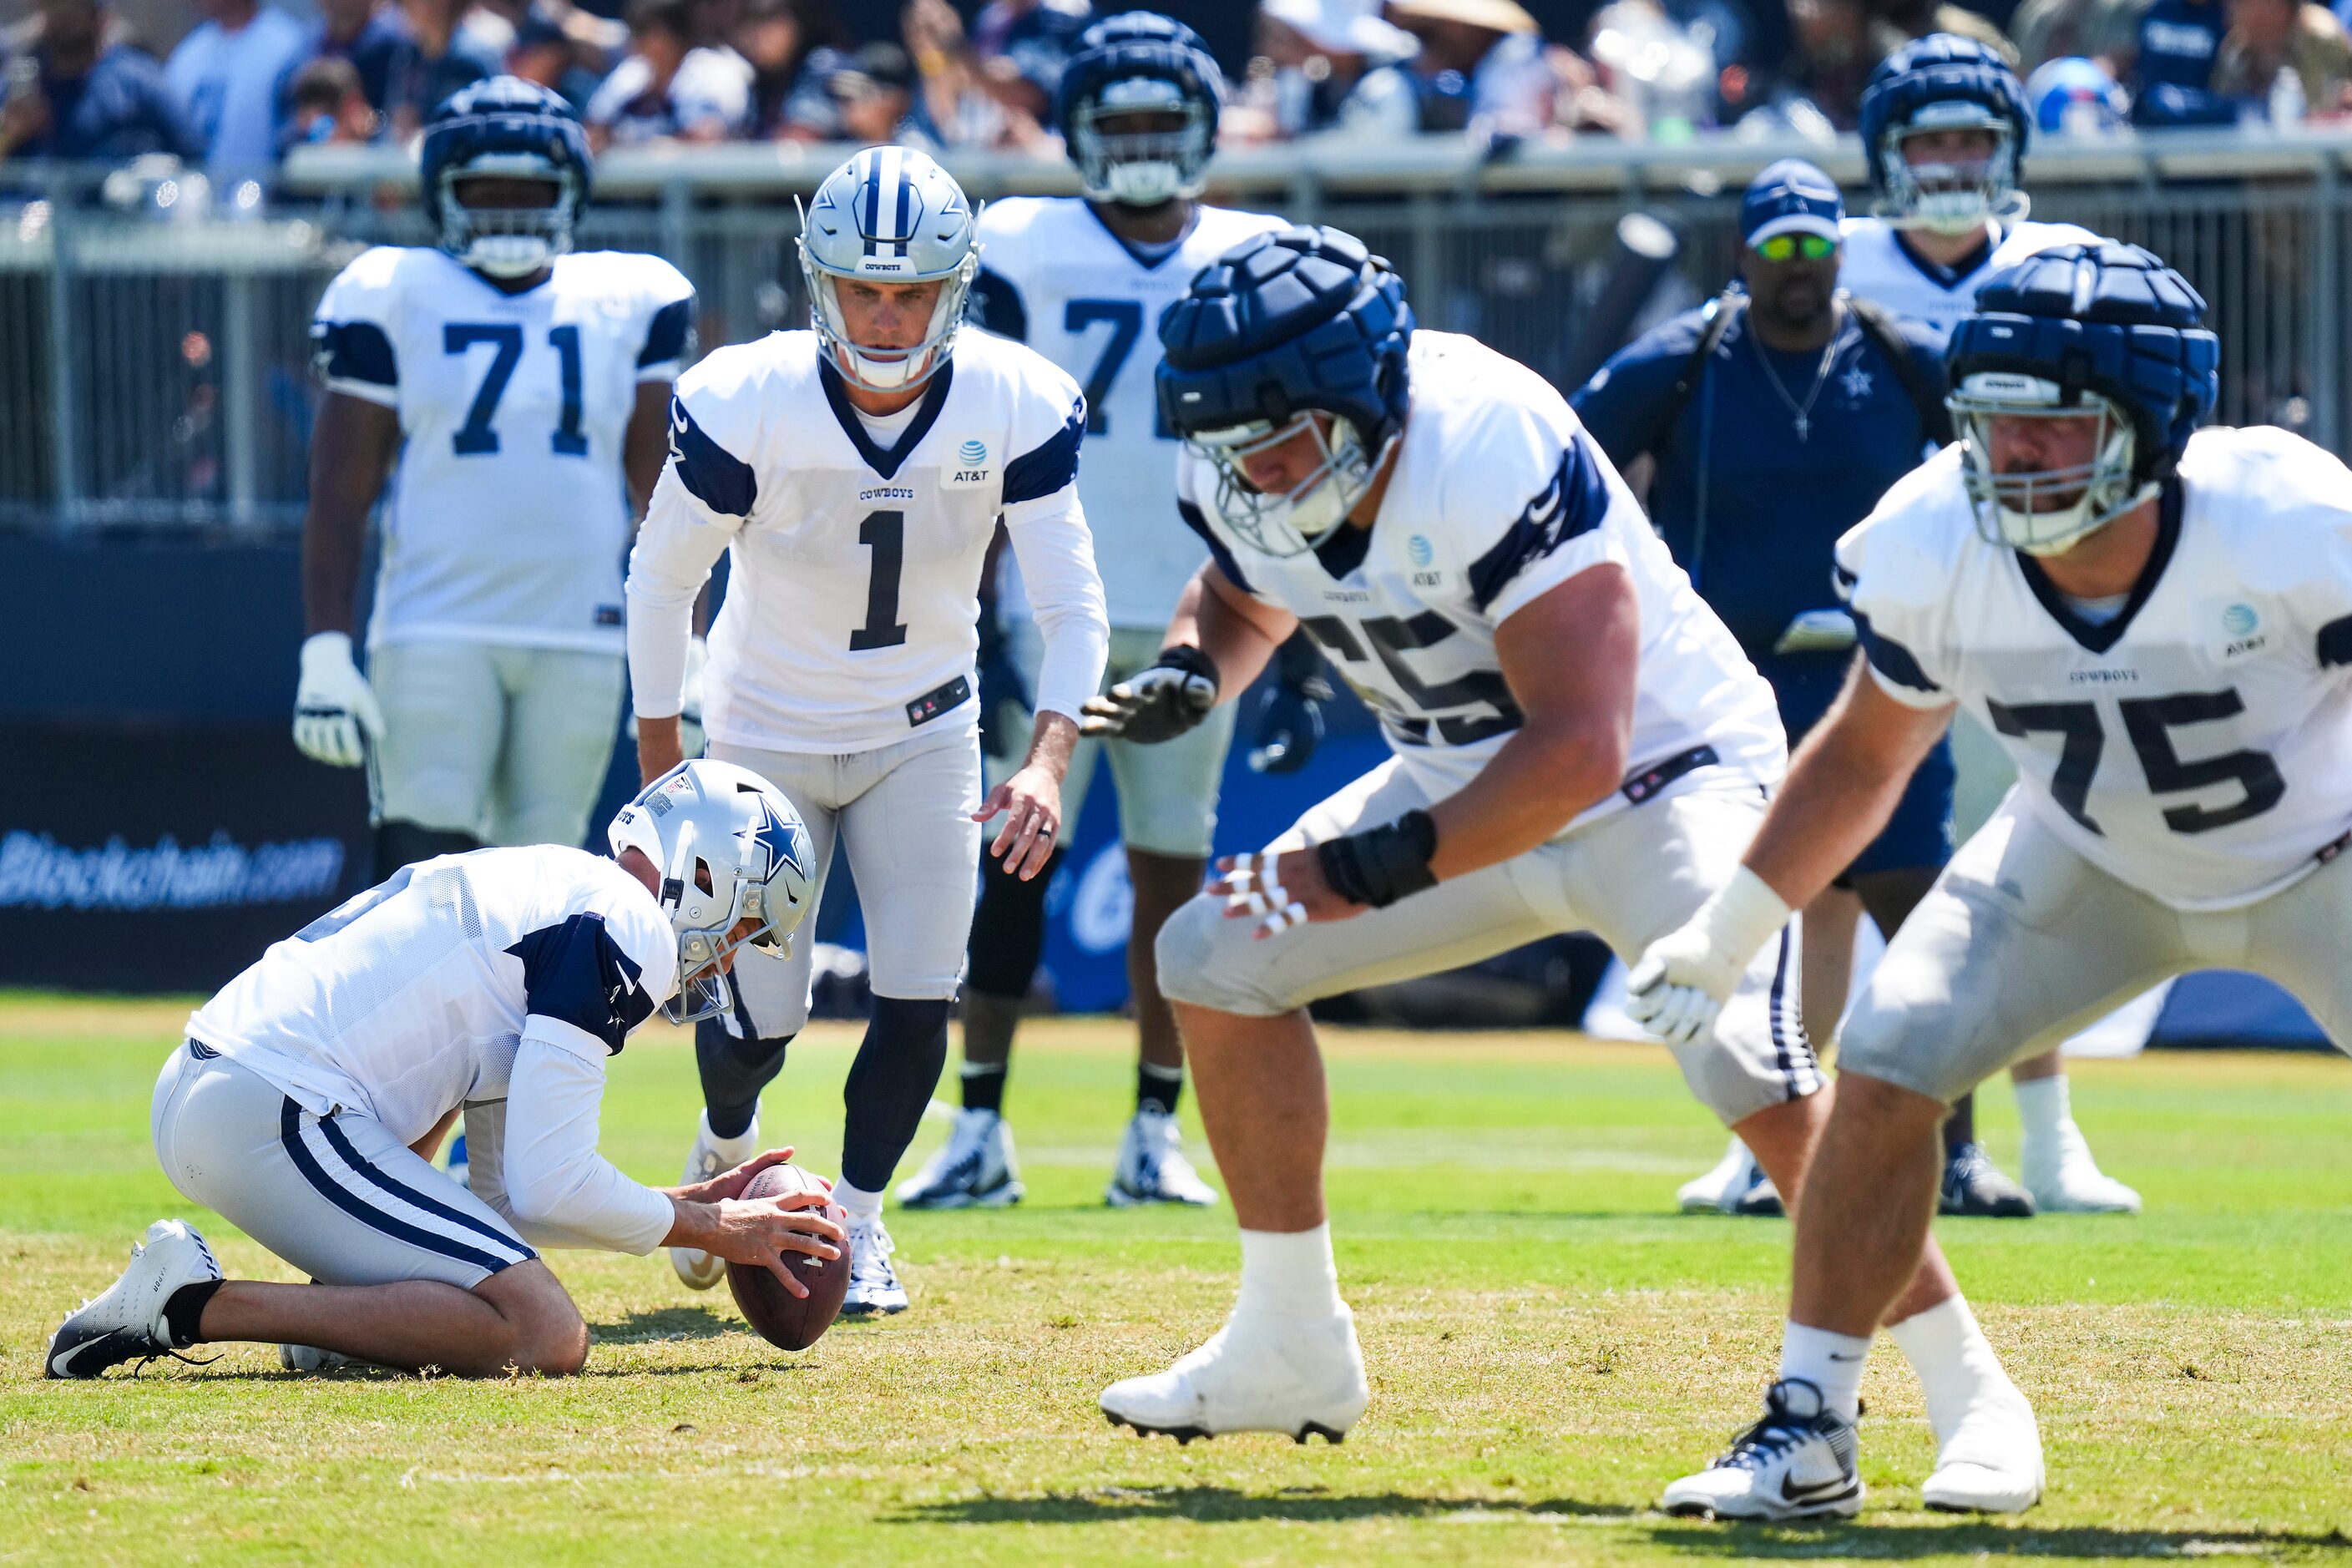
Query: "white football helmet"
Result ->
[[607, 760, 816, 1024], [797, 145, 979, 393]]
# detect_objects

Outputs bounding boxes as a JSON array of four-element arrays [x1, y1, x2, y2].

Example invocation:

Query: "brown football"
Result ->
[[724, 1163, 849, 1352]]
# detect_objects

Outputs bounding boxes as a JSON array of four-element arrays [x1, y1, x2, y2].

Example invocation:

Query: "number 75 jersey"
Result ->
[[311, 246, 696, 654], [1839, 427, 2352, 911]]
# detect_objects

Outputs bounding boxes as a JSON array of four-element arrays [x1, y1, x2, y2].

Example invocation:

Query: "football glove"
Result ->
[[1624, 867, 1793, 1044], [1080, 645, 1218, 744], [1247, 634, 1333, 775], [292, 631, 383, 768]]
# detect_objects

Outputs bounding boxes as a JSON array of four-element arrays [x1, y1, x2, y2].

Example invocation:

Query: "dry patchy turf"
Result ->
[[3, 995, 2349, 1565]]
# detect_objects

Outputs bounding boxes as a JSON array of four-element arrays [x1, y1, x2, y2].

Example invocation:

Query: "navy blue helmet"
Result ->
[[1055, 12, 1223, 208], [1158, 225, 1414, 556], [1947, 241, 2218, 554], [1859, 34, 2031, 233], [420, 76, 592, 279]]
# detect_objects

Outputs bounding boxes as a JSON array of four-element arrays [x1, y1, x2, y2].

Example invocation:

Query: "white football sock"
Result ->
[[702, 1110, 760, 1171], [1886, 1294, 2017, 1446], [1779, 1320, 1870, 1422], [2013, 1075, 2073, 1151], [832, 1180, 884, 1221], [1237, 1223, 1345, 1319]]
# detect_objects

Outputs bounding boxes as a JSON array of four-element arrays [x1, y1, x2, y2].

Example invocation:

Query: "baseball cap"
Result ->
[[1741, 158, 1844, 248]]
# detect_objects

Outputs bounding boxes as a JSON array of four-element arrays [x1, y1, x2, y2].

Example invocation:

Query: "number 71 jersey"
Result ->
[[311, 246, 695, 654], [1839, 427, 2352, 910]]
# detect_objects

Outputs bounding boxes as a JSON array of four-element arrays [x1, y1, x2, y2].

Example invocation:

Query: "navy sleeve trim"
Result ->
[[1832, 561, 1859, 600], [2318, 614, 2352, 668], [1465, 435, 1611, 612], [1002, 398, 1085, 505], [506, 911, 653, 1056], [1178, 498, 1255, 598], [1851, 608, 1942, 694], [311, 320, 397, 388], [970, 266, 1029, 341], [638, 295, 696, 368], [669, 394, 756, 518]]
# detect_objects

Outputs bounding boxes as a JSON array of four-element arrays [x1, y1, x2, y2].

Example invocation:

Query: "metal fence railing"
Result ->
[[5, 129, 2349, 534]]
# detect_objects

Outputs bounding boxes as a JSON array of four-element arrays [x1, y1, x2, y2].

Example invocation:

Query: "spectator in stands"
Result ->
[[2213, 0, 2352, 117], [1870, 0, 2021, 65], [165, 0, 308, 167], [303, 0, 414, 122], [584, 0, 750, 146], [2117, 0, 2236, 124], [1586, 0, 1719, 137], [823, 38, 918, 144], [736, 0, 845, 139], [1228, 0, 1421, 141], [279, 53, 377, 147], [2008, 0, 2142, 73], [898, 0, 1046, 148], [383, 0, 500, 136], [0, 0, 201, 161], [1768, 0, 1877, 128], [1385, 0, 1560, 139], [964, 0, 1090, 124]]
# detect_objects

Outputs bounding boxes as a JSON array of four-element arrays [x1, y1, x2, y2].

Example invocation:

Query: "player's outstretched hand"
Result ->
[[973, 763, 1061, 882], [1078, 645, 1218, 743], [292, 631, 384, 768], [674, 1146, 817, 1206], [700, 1191, 845, 1297], [1624, 867, 1794, 1044], [1211, 847, 1360, 939]]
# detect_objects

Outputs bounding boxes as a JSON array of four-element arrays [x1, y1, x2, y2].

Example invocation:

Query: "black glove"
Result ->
[[975, 599, 1031, 761], [1079, 645, 1219, 744], [1247, 632, 1333, 775]]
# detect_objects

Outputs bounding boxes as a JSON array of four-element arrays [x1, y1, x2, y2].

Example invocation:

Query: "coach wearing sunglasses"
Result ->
[[1572, 159, 1966, 1216]]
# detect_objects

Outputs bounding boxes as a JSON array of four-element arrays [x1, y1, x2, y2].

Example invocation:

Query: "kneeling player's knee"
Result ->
[[1153, 897, 1284, 1016], [478, 1262, 587, 1377], [511, 1316, 589, 1378]]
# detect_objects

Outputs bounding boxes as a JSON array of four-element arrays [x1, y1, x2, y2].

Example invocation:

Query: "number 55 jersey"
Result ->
[[627, 327, 1109, 753], [311, 245, 695, 654], [1838, 426, 2352, 910]]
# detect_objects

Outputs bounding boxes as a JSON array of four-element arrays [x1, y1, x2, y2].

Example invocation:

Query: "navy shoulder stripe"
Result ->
[[311, 320, 397, 388], [970, 266, 1029, 341], [507, 911, 653, 1055], [1178, 498, 1255, 597], [1851, 608, 1942, 694], [669, 395, 756, 518], [1003, 398, 1085, 504], [638, 295, 696, 368], [2318, 614, 2352, 668], [1466, 435, 1611, 612]]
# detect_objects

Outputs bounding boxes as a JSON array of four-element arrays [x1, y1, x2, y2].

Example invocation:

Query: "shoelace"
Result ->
[[129, 1348, 221, 1377], [1714, 1389, 1822, 1472], [848, 1222, 896, 1283]]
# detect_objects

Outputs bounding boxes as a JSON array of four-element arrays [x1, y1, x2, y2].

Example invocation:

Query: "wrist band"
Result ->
[[1318, 809, 1439, 908], [1154, 642, 1221, 696]]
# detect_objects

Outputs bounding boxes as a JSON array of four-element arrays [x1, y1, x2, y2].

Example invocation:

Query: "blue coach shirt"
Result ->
[[1572, 294, 1946, 724], [10, 43, 202, 161]]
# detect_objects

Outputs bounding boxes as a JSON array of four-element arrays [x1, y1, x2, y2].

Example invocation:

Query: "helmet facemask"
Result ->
[[1192, 411, 1390, 558], [1878, 106, 2026, 234], [1072, 75, 1213, 207], [438, 154, 579, 278], [1952, 373, 2150, 557]]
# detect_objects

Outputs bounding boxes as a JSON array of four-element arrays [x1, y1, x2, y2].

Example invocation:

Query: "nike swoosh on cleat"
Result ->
[[1782, 1473, 1858, 1503]]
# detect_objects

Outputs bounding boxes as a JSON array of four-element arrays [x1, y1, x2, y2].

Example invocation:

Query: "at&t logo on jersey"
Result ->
[[946, 437, 994, 488], [2221, 601, 2268, 659], [1407, 533, 1443, 586]]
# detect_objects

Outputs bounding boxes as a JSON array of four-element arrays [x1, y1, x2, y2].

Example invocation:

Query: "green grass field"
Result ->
[[3, 994, 2349, 1565]]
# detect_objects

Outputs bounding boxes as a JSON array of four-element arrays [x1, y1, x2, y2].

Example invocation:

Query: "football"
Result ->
[[725, 1163, 850, 1351]]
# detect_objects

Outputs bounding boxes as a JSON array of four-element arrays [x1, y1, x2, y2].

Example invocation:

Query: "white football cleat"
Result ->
[[281, 1343, 364, 1373], [841, 1213, 908, 1316], [2021, 1125, 2141, 1214], [47, 1219, 221, 1380], [896, 1108, 1024, 1209], [1921, 1379, 2045, 1513], [670, 1111, 751, 1290], [1661, 1379, 1865, 1520], [1100, 1307, 1368, 1444], [1105, 1106, 1218, 1208], [1677, 1136, 1759, 1214]]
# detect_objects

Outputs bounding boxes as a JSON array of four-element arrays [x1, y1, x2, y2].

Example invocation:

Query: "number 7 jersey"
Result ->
[[311, 245, 696, 654], [1839, 427, 2352, 910]]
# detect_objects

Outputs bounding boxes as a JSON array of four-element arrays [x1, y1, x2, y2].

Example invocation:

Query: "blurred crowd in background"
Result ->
[[4, 0, 2349, 171]]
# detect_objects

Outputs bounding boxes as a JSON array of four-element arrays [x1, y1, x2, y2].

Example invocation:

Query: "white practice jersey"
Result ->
[[1181, 331, 1784, 820], [628, 328, 1109, 754], [187, 846, 677, 1147], [1838, 218, 2101, 346], [972, 198, 1289, 629], [312, 247, 696, 654], [1839, 427, 2352, 910]]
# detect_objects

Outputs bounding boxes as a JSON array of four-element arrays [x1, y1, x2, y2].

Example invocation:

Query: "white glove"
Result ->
[[292, 631, 383, 768], [1625, 867, 1793, 1045]]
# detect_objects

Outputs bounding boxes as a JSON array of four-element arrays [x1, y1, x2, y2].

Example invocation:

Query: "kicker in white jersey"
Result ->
[[311, 245, 695, 653], [1181, 330, 1785, 813], [1837, 218, 2099, 346], [973, 197, 1288, 630], [625, 326, 1108, 753], [1839, 426, 2352, 909]]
